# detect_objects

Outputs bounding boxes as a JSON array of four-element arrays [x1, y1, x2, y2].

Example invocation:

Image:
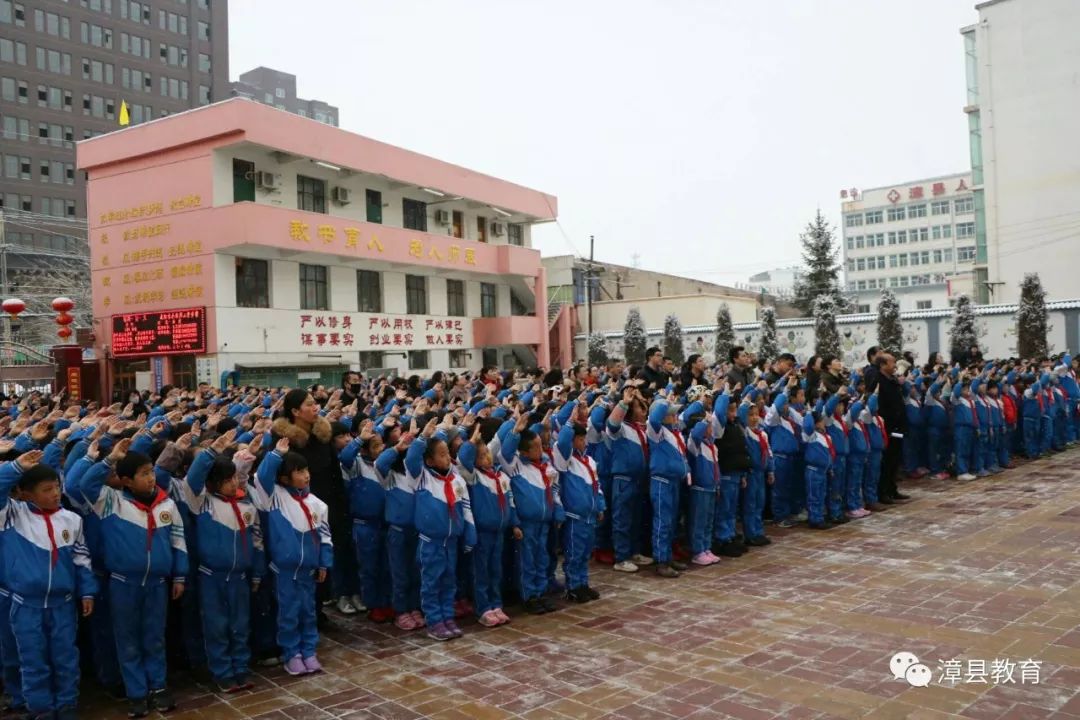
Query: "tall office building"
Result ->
[[230, 66, 338, 126], [0, 0, 228, 340]]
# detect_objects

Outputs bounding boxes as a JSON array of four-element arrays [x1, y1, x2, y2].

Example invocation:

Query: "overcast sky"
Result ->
[[229, 0, 980, 286]]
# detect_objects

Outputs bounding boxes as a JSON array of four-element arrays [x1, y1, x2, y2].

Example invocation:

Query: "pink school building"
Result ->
[[77, 98, 567, 394]]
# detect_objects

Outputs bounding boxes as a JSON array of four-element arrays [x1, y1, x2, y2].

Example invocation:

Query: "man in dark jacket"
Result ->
[[874, 353, 909, 503], [638, 347, 670, 389], [725, 346, 756, 389]]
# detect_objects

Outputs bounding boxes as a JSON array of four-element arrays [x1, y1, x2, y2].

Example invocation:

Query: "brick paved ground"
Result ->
[[86, 449, 1080, 719]]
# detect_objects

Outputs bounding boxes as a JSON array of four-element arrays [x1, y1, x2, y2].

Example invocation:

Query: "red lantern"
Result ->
[[51, 297, 74, 313], [1, 299, 25, 318], [57, 327, 73, 339], [55, 312, 74, 326]]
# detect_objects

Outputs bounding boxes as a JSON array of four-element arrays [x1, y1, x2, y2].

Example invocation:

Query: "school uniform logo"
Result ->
[[159, 511, 172, 524], [243, 512, 253, 524], [61, 529, 71, 543]]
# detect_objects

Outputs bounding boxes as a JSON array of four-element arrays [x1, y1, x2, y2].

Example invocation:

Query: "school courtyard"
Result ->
[[98, 449, 1080, 720]]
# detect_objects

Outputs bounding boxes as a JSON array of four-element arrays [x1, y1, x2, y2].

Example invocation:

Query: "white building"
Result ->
[[840, 173, 978, 313], [741, 267, 800, 298], [961, 0, 1080, 305]]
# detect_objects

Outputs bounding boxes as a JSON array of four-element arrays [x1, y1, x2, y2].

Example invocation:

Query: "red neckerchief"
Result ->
[[751, 428, 769, 466], [875, 416, 889, 448], [429, 466, 457, 518], [628, 422, 650, 462], [857, 420, 871, 448], [575, 452, 599, 495], [966, 397, 979, 428], [821, 431, 836, 460], [480, 467, 506, 510], [217, 488, 249, 559], [784, 414, 799, 438], [1036, 391, 1044, 412], [128, 488, 169, 552], [835, 412, 849, 438], [671, 427, 687, 458], [29, 506, 61, 566], [707, 440, 719, 483], [285, 488, 320, 557], [530, 460, 553, 508]]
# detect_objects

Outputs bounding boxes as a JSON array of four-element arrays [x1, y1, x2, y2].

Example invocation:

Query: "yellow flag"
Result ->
[[119, 100, 130, 127]]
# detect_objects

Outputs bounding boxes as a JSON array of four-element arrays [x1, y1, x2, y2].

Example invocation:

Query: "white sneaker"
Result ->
[[350, 594, 366, 612], [795, 510, 809, 522], [613, 561, 639, 573], [336, 596, 358, 615], [631, 554, 654, 567], [957, 473, 976, 481]]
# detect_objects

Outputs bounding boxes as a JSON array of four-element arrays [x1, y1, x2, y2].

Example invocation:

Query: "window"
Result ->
[[405, 275, 427, 314], [365, 189, 382, 224], [857, 281, 866, 290], [899, 254, 908, 267], [449, 349, 468, 369], [480, 282, 497, 318], [855, 236, 864, 249], [896, 230, 907, 244], [916, 300, 932, 310], [296, 175, 326, 214], [507, 223, 524, 246], [299, 264, 328, 310], [199, 85, 210, 105], [888, 255, 898, 268], [846, 237, 854, 250], [956, 222, 975, 239], [0, 38, 26, 65], [403, 198, 427, 231], [856, 304, 870, 314], [887, 207, 905, 222], [920, 251, 930, 265], [236, 258, 269, 308], [198, 53, 211, 73], [197, 21, 209, 40], [931, 200, 950, 215], [845, 214, 863, 228], [957, 246, 976, 262], [910, 228, 928, 242], [356, 270, 381, 312], [446, 279, 465, 317], [910, 252, 920, 267], [408, 350, 429, 370], [856, 258, 865, 271], [477, 216, 488, 244], [275, 87, 285, 98], [932, 249, 943, 264], [873, 233, 885, 247], [899, 276, 909, 287], [943, 248, 953, 262], [357, 351, 383, 370], [908, 204, 927, 218], [865, 210, 883, 225], [954, 196, 974, 214]]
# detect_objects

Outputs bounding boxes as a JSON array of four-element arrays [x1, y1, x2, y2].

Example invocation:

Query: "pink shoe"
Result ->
[[493, 608, 510, 624], [846, 508, 870, 519], [930, 472, 950, 481], [692, 552, 715, 566], [410, 610, 426, 627], [478, 609, 501, 627], [302, 655, 322, 674], [394, 613, 418, 631], [705, 551, 723, 563], [284, 655, 307, 676]]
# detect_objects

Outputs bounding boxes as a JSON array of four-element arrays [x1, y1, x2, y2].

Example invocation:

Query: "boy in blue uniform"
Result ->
[[802, 412, 835, 530], [0, 452, 96, 720], [645, 397, 691, 578], [552, 404, 605, 603], [605, 388, 652, 573]]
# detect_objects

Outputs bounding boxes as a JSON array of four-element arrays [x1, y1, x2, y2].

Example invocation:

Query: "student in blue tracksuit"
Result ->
[[646, 398, 691, 578], [902, 382, 927, 478], [985, 383, 1006, 473], [1051, 379, 1068, 451], [0, 489, 23, 716], [822, 391, 850, 525], [712, 388, 749, 558], [552, 408, 605, 603], [253, 439, 333, 677], [77, 438, 188, 719], [0, 454, 96, 720], [458, 423, 520, 627], [1038, 373, 1055, 456], [182, 433, 265, 693], [586, 401, 614, 564], [339, 421, 395, 624], [802, 412, 835, 529], [973, 379, 993, 477], [382, 428, 423, 630], [605, 387, 652, 573], [764, 382, 803, 528], [1021, 374, 1044, 459], [1058, 357, 1080, 443], [846, 398, 871, 517], [410, 419, 476, 642], [923, 378, 951, 480], [864, 395, 886, 506], [683, 400, 719, 565], [952, 378, 980, 480], [740, 400, 774, 546]]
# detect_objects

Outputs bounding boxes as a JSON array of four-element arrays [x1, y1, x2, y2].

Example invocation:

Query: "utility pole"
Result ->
[[0, 210, 6, 394], [586, 235, 595, 339]]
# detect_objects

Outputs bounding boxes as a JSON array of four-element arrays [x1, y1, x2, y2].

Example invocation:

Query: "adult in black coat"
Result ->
[[874, 354, 909, 503]]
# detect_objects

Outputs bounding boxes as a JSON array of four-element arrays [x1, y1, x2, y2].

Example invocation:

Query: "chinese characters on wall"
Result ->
[[299, 313, 471, 351]]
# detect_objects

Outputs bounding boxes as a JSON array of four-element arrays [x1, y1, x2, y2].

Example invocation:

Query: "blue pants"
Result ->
[[926, 427, 946, 473], [955, 426, 975, 474], [353, 521, 389, 611], [273, 569, 317, 661], [545, 519, 559, 591], [517, 520, 549, 600], [846, 453, 866, 511], [1039, 415, 1052, 454], [418, 538, 457, 626], [713, 474, 740, 543], [456, 537, 474, 603], [903, 426, 923, 473], [89, 574, 121, 689], [11, 600, 80, 714], [650, 476, 678, 563], [998, 427, 1010, 468], [331, 531, 359, 599], [249, 573, 277, 657], [1069, 404, 1079, 443], [827, 456, 846, 520], [596, 475, 613, 551], [561, 518, 595, 590], [110, 577, 168, 700], [472, 529, 505, 615], [1053, 413, 1067, 450], [805, 466, 828, 525], [0, 593, 23, 709], [986, 430, 1001, 469], [611, 474, 641, 562], [198, 571, 251, 684], [688, 485, 716, 554], [772, 454, 796, 521], [864, 451, 881, 505], [386, 525, 420, 614], [973, 431, 987, 473], [180, 572, 205, 668], [741, 471, 766, 541], [1022, 417, 1040, 458]]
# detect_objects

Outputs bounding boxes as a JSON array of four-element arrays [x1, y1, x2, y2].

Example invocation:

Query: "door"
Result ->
[[172, 355, 196, 389], [452, 210, 464, 239], [232, 159, 255, 202], [477, 216, 488, 243], [366, 189, 382, 223]]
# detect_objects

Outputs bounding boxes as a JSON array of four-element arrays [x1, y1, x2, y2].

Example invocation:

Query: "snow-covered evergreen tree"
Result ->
[[1017, 273, 1049, 359], [758, 307, 779, 364], [623, 307, 647, 366], [662, 314, 684, 365], [792, 210, 849, 315], [587, 332, 609, 366], [814, 296, 842, 359], [949, 294, 979, 362], [876, 289, 903, 355], [714, 304, 735, 365]]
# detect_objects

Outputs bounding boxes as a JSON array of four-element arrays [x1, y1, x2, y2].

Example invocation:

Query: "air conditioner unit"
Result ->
[[332, 186, 352, 205], [491, 221, 505, 236], [435, 209, 451, 225], [256, 171, 281, 191]]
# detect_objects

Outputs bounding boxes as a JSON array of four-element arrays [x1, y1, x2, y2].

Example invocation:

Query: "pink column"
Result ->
[[535, 265, 551, 369], [557, 305, 574, 368]]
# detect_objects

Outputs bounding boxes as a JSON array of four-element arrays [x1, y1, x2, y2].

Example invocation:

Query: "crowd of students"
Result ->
[[0, 344, 1076, 719]]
